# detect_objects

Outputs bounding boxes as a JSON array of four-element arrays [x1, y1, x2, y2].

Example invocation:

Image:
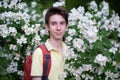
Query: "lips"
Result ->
[[56, 32, 62, 36]]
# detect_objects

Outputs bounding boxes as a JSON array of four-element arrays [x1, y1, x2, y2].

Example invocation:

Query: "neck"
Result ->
[[49, 38, 62, 50]]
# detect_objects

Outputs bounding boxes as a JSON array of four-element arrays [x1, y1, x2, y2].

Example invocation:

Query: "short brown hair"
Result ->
[[45, 7, 68, 25]]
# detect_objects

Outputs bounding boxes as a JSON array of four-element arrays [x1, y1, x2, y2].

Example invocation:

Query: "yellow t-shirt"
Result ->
[[31, 40, 68, 80]]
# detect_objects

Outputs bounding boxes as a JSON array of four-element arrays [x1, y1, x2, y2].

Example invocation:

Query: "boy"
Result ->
[[31, 7, 68, 80]]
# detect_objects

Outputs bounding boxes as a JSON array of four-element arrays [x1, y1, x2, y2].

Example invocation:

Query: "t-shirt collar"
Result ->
[[45, 39, 67, 51]]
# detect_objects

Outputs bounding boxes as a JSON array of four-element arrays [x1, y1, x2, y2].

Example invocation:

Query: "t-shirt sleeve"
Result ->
[[31, 48, 43, 77]]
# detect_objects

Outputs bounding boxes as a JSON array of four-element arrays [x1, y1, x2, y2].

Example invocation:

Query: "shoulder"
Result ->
[[33, 47, 43, 56]]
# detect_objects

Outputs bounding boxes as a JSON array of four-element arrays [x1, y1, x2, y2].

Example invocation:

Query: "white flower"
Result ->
[[114, 42, 120, 48], [112, 61, 117, 66], [68, 20, 77, 26], [101, 1, 109, 16], [42, 9, 48, 18], [100, 13, 120, 31], [95, 11, 102, 18], [65, 48, 78, 60], [73, 38, 85, 52], [77, 6, 85, 15], [34, 35, 41, 41], [117, 27, 120, 33], [82, 64, 92, 71], [94, 54, 108, 66], [1, 26, 9, 38], [118, 33, 120, 37], [6, 61, 18, 73], [9, 44, 17, 51], [35, 24, 40, 29], [17, 3, 28, 11], [10, 0, 18, 7], [89, 1, 98, 12], [83, 26, 98, 43], [85, 12, 93, 19], [68, 29, 76, 36], [14, 53, 21, 61], [58, 72, 67, 80], [2, 54, 12, 59], [96, 67, 104, 75], [22, 24, 28, 30], [69, 7, 83, 21], [22, 24, 34, 35], [32, 35, 41, 45], [0, 11, 30, 24], [82, 74, 94, 80], [9, 27, 17, 36], [31, 1, 37, 8], [17, 70, 23, 76], [0, 2, 2, 7], [116, 63, 120, 69], [68, 67, 82, 80], [53, 1, 65, 7], [111, 14, 120, 30], [65, 36, 73, 43], [109, 47, 118, 54], [40, 29, 47, 36], [17, 35, 27, 45], [32, 14, 39, 21], [105, 70, 119, 79], [3, 0, 8, 8]]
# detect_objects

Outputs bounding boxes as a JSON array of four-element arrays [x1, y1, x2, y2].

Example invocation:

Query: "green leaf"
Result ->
[[19, 19, 25, 26], [102, 38, 112, 49], [98, 29, 109, 38], [40, 0, 57, 9], [103, 62, 116, 72], [108, 30, 119, 40], [0, 20, 4, 24], [65, 0, 91, 12], [93, 40, 104, 50], [114, 53, 120, 63]]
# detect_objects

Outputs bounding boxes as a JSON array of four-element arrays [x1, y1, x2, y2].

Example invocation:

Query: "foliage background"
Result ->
[[0, 0, 120, 80]]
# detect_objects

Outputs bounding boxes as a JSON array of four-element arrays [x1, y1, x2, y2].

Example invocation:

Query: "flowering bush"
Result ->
[[0, 0, 120, 80], [0, 0, 46, 79], [62, 1, 120, 80]]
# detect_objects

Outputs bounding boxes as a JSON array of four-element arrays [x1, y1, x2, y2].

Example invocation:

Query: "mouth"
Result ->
[[56, 32, 62, 36]]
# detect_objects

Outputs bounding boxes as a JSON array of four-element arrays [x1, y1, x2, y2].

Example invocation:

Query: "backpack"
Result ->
[[24, 44, 51, 80]]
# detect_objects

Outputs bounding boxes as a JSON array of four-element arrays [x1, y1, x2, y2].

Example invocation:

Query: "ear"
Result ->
[[45, 24, 49, 31], [65, 25, 68, 30], [66, 25, 68, 29]]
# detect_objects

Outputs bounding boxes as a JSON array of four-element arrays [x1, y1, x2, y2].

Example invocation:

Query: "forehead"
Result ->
[[49, 14, 65, 22]]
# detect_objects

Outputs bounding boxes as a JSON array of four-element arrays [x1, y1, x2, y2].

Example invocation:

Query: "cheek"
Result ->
[[48, 27, 56, 33], [49, 27, 55, 31]]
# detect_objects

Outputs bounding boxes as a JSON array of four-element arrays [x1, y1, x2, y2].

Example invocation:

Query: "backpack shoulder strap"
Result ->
[[38, 44, 51, 79]]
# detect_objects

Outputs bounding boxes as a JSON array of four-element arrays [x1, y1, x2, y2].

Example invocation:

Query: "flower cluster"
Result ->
[[0, 0, 46, 79], [94, 54, 108, 66], [62, 1, 120, 80]]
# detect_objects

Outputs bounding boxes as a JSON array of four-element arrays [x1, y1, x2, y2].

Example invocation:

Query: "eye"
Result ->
[[50, 22, 57, 25], [60, 21, 66, 25]]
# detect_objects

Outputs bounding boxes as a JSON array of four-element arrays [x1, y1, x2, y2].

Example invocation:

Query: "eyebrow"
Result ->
[[49, 20, 66, 23]]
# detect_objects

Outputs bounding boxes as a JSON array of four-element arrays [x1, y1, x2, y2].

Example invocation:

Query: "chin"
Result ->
[[55, 37, 63, 40]]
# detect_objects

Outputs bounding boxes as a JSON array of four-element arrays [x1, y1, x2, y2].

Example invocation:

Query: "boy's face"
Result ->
[[46, 14, 67, 40]]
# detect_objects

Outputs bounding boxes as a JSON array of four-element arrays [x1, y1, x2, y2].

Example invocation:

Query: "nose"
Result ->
[[57, 24, 61, 30]]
